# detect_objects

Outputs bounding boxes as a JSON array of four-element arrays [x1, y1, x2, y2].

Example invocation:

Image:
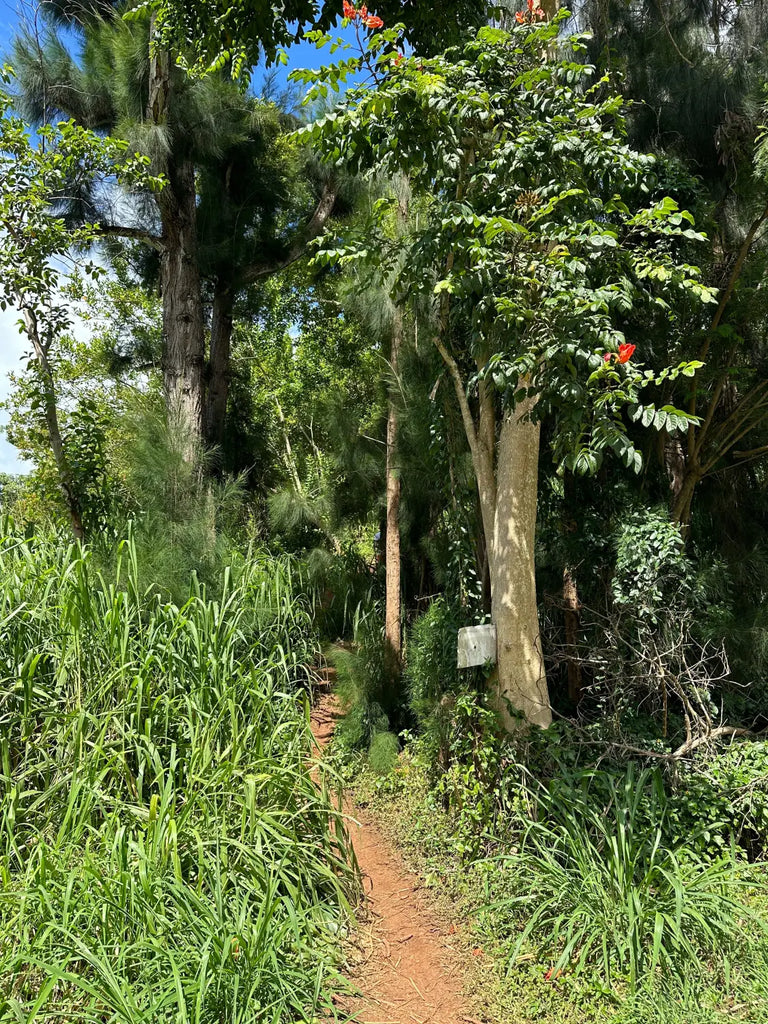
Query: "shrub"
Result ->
[[369, 731, 401, 775], [667, 741, 768, 859], [328, 608, 396, 751], [405, 596, 465, 725]]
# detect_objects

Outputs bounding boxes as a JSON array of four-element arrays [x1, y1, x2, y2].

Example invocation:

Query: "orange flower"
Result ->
[[394, 52, 404, 65], [617, 342, 636, 363], [604, 343, 636, 365], [364, 13, 384, 27], [342, 1, 357, 18], [516, 0, 546, 22], [360, 4, 368, 16]]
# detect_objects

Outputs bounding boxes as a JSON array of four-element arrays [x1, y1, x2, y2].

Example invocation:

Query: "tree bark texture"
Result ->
[[205, 285, 234, 449], [562, 566, 583, 704], [435, 338, 551, 729], [490, 403, 551, 729], [148, 17, 206, 453], [385, 307, 403, 667], [24, 308, 85, 542], [158, 157, 206, 449]]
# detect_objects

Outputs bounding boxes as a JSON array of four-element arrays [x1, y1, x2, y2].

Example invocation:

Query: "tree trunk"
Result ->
[[148, 17, 205, 453], [671, 464, 701, 532], [488, 402, 551, 729], [562, 566, 583, 704], [434, 338, 551, 730], [385, 307, 403, 667], [664, 434, 687, 507], [24, 308, 85, 541], [205, 285, 234, 449], [159, 158, 206, 451]]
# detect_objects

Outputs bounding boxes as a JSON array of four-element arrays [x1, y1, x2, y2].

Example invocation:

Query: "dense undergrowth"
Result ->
[[340, 735, 768, 1022], [328, 595, 768, 1023], [0, 521, 357, 1022]]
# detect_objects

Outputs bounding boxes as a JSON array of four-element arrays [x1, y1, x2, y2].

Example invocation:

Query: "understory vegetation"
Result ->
[[3, 0, 768, 1021], [341, 726, 768, 1021]]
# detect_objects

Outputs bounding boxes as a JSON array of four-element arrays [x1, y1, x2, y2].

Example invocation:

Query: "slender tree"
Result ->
[[0, 77, 157, 539]]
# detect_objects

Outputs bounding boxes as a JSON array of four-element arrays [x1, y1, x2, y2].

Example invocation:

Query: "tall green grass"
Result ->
[[489, 767, 761, 994], [0, 521, 357, 1022]]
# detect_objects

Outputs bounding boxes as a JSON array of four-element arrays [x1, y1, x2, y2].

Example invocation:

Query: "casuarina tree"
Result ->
[[12, 1, 338, 455]]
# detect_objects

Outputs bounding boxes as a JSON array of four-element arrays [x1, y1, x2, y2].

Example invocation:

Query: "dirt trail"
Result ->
[[311, 690, 476, 1024]]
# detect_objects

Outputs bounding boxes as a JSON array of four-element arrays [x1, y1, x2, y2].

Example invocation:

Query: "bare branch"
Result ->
[[432, 333, 479, 459], [236, 179, 338, 288], [96, 223, 165, 252]]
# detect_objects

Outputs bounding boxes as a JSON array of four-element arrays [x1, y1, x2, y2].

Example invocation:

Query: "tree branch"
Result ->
[[686, 203, 768, 459], [96, 223, 165, 252], [236, 179, 338, 288], [432, 334, 478, 459], [731, 443, 768, 460], [699, 204, 768, 365], [579, 726, 755, 763]]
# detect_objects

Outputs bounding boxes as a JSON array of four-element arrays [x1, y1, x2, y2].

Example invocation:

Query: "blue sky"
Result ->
[[0, 0, 31, 472], [0, 1, 360, 474]]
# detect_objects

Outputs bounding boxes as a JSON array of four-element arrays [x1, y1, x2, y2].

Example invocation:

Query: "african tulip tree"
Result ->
[[298, 13, 711, 729]]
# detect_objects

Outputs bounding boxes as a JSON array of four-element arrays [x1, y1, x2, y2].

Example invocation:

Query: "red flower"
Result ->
[[342, 1, 357, 18], [394, 52, 404, 65], [515, 1, 546, 23], [604, 343, 636, 365], [364, 13, 384, 27], [617, 342, 636, 364], [360, 3, 368, 16]]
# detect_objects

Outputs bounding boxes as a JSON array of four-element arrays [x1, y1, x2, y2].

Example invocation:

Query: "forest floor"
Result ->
[[310, 691, 481, 1024]]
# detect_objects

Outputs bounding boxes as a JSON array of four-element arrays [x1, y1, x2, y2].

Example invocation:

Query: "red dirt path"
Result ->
[[310, 691, 478, 1024]]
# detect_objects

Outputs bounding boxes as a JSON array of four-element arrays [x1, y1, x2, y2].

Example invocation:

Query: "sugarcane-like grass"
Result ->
[[0, 522, 357, 1022]]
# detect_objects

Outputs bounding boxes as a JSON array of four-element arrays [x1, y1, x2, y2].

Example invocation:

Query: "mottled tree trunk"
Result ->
[[385, 307, 403, 667], [489, 402, 551, 729], [149, 16, 205, 453], [159, 159, 205, 451], [436, 338, 551, 730]]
